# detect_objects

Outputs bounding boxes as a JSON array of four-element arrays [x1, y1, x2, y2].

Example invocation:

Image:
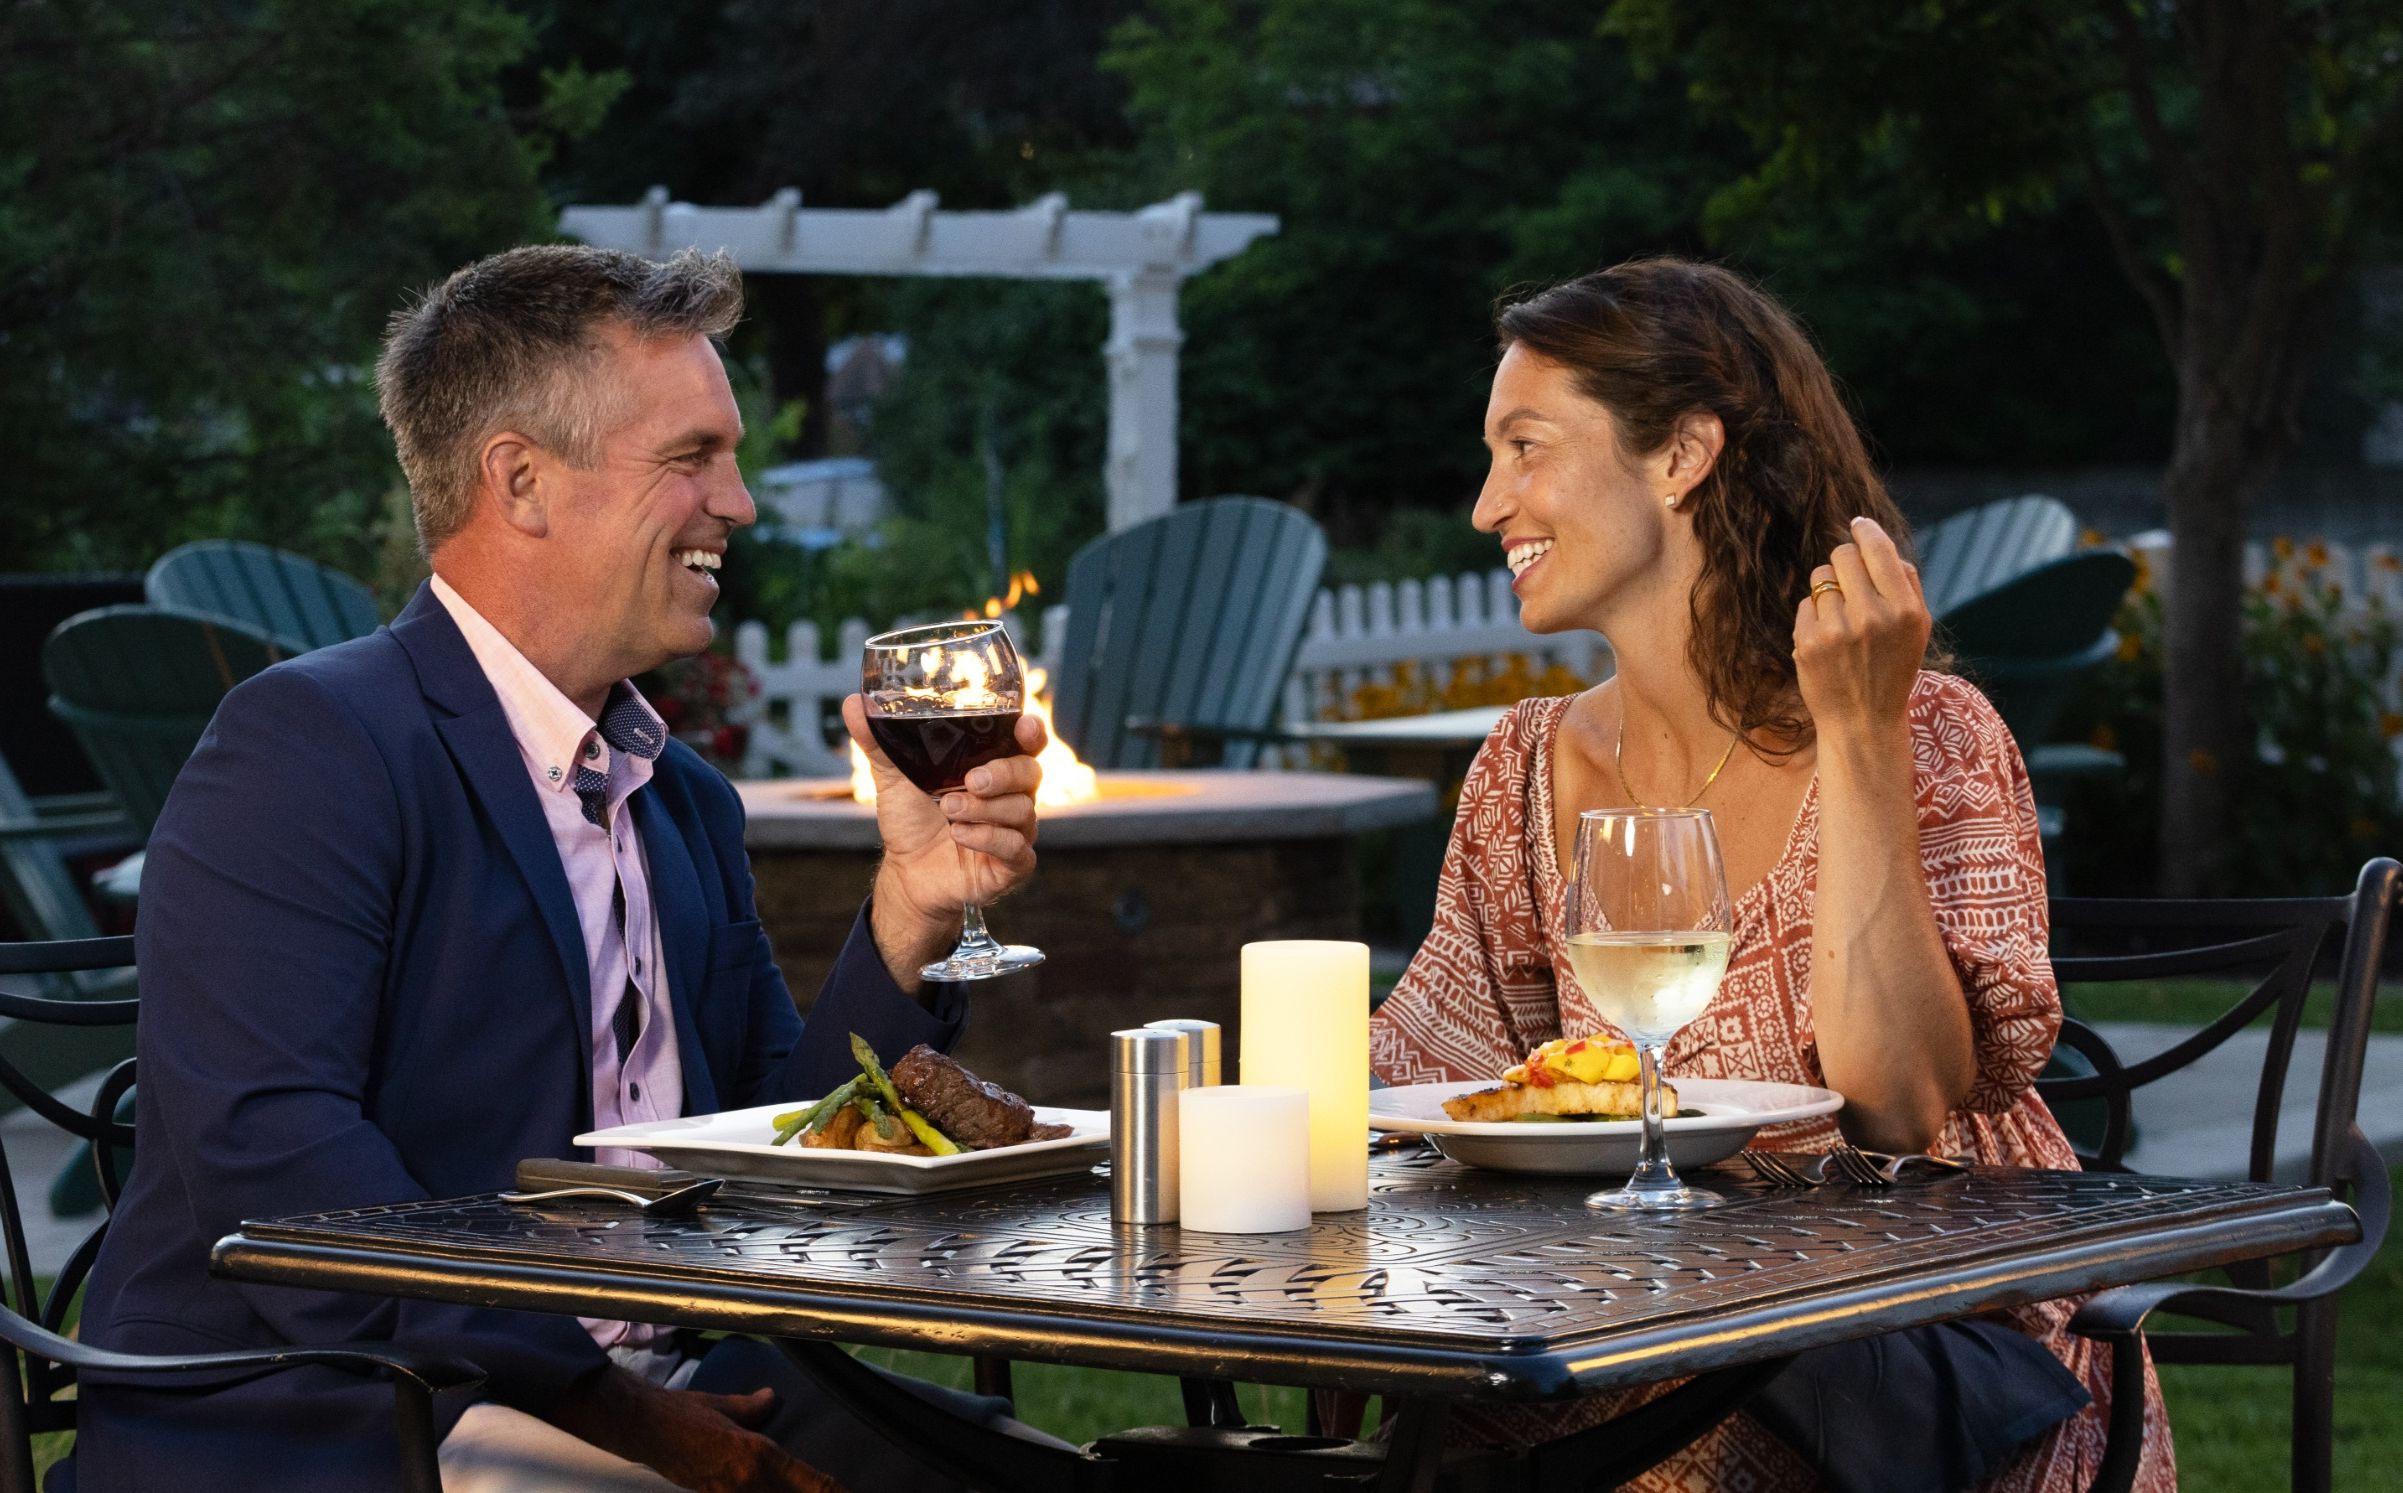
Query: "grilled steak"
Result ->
[[892, 1045, 1036, 1149]]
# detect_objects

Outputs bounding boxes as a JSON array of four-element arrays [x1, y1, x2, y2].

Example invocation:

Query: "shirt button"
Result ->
[[584, 742, 601, 760], [633, 957, 643, 974], [628, 1082, 641, 1101], [547, 766, 562, 781]]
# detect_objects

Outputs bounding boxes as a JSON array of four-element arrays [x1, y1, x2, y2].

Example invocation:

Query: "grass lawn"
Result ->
[[2062, 977, 2403, 1034]]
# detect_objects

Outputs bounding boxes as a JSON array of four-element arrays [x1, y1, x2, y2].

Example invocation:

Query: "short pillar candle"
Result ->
[[1178, 1085, 1311, 1233], [1238, 940, 1370, 1212]]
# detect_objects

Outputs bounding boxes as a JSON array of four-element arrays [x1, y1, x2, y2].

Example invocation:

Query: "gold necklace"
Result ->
[[1614, 718, 1743, 809]]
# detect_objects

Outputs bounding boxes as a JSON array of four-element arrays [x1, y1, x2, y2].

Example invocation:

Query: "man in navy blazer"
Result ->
[[69, 246, 1047, 1491]]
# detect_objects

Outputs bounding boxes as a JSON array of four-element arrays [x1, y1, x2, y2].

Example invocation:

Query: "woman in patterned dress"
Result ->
[[1369, 260, 2174, 1492]]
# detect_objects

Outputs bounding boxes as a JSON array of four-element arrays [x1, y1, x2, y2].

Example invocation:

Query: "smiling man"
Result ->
[[66, 247, 1051, 1493]]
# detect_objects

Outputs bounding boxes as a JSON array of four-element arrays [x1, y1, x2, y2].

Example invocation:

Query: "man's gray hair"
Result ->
[[375, 244, 745, 552]]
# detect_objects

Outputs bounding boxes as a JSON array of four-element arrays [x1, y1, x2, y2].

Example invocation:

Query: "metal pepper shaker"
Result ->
[[1110, 1027, 1191, 1225], [1143, 1018, 1222, 1089]]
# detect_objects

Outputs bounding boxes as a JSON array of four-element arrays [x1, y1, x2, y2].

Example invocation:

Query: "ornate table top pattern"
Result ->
[[217, 1152, 2356, 1396]]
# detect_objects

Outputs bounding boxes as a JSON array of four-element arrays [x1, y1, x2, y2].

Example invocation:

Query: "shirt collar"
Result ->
[[428, 574, 664, 796]]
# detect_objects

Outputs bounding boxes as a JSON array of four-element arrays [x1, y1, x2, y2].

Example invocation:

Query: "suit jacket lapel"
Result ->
[[394, 585, 595, 1074], [633, 785, 718, 1116]]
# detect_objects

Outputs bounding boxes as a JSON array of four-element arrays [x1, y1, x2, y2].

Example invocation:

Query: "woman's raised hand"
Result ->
[[1792, 516, 1931, 740]]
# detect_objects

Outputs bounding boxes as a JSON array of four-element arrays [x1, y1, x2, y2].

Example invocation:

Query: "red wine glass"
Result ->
[[860, 620, 1044, 981]]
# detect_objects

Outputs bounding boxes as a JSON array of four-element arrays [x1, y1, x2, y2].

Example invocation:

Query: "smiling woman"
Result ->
[[1371, 259, 2171, 1493]]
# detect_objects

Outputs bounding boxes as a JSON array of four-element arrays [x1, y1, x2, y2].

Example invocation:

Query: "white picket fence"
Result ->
[[726, 536, 2403, 780], [729, 567, 1605, 777]]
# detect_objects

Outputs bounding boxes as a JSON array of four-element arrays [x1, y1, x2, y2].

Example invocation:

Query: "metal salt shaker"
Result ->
[[1144, 1018, 1222, 1089], [1110, 1027, 1190, 1225]]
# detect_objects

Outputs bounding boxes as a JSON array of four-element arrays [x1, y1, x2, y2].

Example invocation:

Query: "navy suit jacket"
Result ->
[[68, 585, 960, 1492]]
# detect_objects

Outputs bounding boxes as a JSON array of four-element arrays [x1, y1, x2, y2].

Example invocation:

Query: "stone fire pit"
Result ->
[[739, 771, 1437, 1107]]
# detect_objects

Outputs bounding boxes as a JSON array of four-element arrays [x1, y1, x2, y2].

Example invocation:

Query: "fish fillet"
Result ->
[[1440, 1078, 1673, 1123]]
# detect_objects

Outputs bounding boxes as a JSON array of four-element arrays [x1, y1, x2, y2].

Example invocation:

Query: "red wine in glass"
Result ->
[[865, 708, 1025, 795], [859, 620, 1044, 982]]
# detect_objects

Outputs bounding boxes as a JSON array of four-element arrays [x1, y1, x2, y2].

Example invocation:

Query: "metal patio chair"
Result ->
[[1913, 493, 2079, 618], [2036, 857, 2399, 1493], [144, 540, 381, 654], [41, 607, 288, 838], [1049, 497, 1329, 769], [0, 936, 477, 1492]]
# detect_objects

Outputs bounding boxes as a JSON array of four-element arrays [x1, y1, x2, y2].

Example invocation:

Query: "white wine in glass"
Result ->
[[1566, 808, 1733, 1210]]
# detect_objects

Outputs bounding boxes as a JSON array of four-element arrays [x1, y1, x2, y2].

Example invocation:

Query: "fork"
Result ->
[[1826, 1142, 1969, 1187], [1739, 1150, 1823, 1188], [498, 1178, 723, 1216]]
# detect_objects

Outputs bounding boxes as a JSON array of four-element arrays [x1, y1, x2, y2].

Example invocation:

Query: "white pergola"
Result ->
[[559, 188, 1279, 531]]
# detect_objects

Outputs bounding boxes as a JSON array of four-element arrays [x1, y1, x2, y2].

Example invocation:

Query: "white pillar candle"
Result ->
[[1238, 940, 1371, 1212], [1178, 1085, 1311, 1233]]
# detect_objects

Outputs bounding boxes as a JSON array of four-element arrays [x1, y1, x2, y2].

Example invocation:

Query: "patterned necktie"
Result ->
[[567, 684, 666, 1063]]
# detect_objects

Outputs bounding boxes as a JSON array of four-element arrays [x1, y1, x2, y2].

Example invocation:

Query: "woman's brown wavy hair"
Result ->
[[1496, 258, 1918, 749]]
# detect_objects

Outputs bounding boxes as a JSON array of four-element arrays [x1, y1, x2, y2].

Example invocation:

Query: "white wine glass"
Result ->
[[1566, 807, 1733, 1210], [860, 620, 1044, 982]]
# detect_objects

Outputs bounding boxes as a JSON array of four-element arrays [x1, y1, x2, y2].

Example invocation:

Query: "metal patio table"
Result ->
[[211, 1149, 2357, 1492]]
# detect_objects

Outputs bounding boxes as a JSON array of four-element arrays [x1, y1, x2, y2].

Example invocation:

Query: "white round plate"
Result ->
[[1368, 1077, 1842, 1175]]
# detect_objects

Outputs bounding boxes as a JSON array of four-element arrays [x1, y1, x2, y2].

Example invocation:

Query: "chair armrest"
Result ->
[[0, 812, 135, 841], [2071, 1126, 2388, 1343], [2067, 1128, 2384, 1493], [0, 1306, 484, 1395]]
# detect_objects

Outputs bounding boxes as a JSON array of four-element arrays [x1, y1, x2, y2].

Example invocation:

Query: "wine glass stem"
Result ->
[[954, 900, 1002, 956], [1631, 1040, 1676, 1187]]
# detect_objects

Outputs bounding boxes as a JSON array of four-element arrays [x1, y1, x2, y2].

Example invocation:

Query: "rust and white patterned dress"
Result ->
[[1369, 673, 2175, 1492]]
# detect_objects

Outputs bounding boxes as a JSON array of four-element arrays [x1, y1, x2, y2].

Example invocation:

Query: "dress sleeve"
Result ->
[[1912, 676, 2063, 1113], [1370, 704, 1561, 1085]]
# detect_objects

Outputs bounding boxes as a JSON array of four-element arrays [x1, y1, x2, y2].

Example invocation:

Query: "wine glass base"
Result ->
[[1585, 1179, 1722, 1211], [920, 944, 1045, 983]]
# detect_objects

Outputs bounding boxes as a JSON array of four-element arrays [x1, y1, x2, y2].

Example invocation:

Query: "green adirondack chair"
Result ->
[[1913, 494, 2079, 618], [43, 606, 289, 836], [0, 755, 139, 1202], [1049, 497, 1330, 769], [1938, 548, 2138, 749], [146, 539, 382, 653]]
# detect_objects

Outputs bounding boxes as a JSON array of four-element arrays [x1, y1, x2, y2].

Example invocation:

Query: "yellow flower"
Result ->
[[2273, 536, 2296, 560], [2117, 632, 2143, 662], [2080, 528, 2107, 548], [2376, 552, 2402, 574], [2264, 571, 2284, 595], [2302, 632, 2326, 655], [2305, 539, 2331, 569]]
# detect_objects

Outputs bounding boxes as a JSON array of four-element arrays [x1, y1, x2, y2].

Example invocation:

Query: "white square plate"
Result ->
[[577, 1101, 1110, 1195]]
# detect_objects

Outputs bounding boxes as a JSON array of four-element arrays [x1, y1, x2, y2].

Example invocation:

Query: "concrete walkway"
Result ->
[[2090, 1022, 2403, 1182]]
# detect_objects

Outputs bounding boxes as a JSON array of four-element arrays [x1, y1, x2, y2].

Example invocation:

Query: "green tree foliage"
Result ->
[[0, 0, 618, 576], [1100, 0, 2177, 550], [1610, 0, 2403, 890]]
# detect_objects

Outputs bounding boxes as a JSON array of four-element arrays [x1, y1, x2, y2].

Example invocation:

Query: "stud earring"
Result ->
[[1664, 491, 1679, 509]]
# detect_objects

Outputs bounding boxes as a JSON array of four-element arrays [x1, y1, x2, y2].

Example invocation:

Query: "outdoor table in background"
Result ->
[[211, 1148, 2357, 1493]]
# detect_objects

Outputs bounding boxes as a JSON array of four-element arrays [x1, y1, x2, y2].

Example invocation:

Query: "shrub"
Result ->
[[2058, 540, 2403, 896]]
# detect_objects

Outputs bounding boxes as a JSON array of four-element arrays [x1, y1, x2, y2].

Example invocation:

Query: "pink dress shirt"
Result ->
[[431, 577, 682, 1351]]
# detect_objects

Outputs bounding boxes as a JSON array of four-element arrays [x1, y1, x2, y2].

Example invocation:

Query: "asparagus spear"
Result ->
[[854, 1091, 906, 1146], [772, 1078, 862, 1146], [848, 1033, 962, 1156]]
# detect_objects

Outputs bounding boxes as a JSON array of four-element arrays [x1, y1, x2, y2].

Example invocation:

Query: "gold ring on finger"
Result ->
[[1811, 579, 1844, 600]]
